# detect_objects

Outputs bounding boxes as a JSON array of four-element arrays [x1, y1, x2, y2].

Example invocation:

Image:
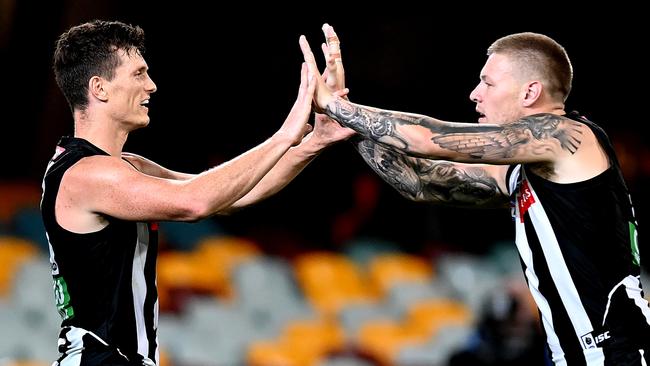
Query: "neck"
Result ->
[[528, 101, 566, 117], [73, 109, 129, 156]]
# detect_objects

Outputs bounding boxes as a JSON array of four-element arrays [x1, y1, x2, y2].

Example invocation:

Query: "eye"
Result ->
[[134, 68, 147, 77]]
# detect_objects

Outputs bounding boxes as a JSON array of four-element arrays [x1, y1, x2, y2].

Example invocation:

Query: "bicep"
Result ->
[[68, 157, 197, 222], [121, 152, 195, 180], [355, 139, 510, 208]]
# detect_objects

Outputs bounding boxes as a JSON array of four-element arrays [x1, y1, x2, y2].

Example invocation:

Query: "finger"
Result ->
[[322, 68, 330, 81], [321, 42, 338, 74], [322, 24, 345, 89], [320, 43, 337, 90], [299, 35, 317, 67], [333, 88, 349, 98], [304, 123, 314, 136], [328, 40, 341, 62], [320, 43, 334, 70], [299, 35, 323, 90], [305, 62, 317, 105], [321, 43, 330, 64], [322, 23, 341, 61], [298, 62, 308, 101], [320, 41, 343, 93]]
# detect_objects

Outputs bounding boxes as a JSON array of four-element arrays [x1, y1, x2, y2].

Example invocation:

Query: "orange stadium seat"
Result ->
[[357, 320, 428, 366], [294, 252, 377, 317], [368, 253, 434, 296], [157, 237, 261, 311], [0, 181, 41, 223], [282, 318, 346, 359], [194, 236, 260, 298], [0, 236, 40, 297], [247, 340, 304, 366], [405, 298, 473, 337]]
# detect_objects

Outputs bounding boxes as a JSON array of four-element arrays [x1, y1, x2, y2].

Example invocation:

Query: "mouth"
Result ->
[[476, 111, 486, 123], [140, 99, 150, 110]]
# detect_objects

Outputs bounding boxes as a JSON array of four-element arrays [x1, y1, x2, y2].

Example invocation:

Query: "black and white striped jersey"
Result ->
[[506, 112, 649, 365], [41, 137, 159, 366]]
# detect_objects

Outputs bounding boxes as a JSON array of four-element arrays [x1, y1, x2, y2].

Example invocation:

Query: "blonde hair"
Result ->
[[488, 32, 573, 102]]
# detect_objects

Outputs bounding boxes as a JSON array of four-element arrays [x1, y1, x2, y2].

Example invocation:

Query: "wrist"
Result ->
[[296, 133, 327, 156], [317, 91, 336, 114], [270, 131, 296, 151]]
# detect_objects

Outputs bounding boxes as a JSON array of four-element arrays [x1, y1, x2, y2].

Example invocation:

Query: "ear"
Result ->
[[89, 76, 108, 102], [522, 81, 542, 107]]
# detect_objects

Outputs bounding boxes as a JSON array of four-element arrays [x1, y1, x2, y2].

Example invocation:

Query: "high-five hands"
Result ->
[[299, 23, 355, 144], [299, 25, 346, 113]]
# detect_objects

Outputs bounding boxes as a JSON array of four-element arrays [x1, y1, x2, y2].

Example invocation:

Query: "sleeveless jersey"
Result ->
[[506, 112, 649, 365], [41, 137, 159, 366]]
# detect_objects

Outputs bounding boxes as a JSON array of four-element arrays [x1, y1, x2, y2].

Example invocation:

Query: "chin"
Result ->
[[129, 120, 150, 131]]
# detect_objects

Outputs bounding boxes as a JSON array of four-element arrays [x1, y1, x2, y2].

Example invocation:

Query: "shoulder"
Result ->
[[63, 155, 139, 190], [120, 152, 145, 170], [514, 113, 585, 139], [506, 113, 587, 157], [526, 114, 608, 182]]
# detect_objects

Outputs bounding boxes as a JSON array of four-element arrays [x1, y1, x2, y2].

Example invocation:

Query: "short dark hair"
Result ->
[[488, 32, 573, 103], [53, 20, 146, 111]]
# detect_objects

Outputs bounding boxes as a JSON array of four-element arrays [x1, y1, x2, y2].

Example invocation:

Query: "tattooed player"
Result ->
[[301, 29, 648, 365]]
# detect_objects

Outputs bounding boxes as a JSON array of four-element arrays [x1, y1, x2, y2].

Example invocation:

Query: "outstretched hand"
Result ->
[[299, 34, 334, 113], [310, 23, 355, 145], [276, 62, 317, 146], [320, 23, 345, 94]]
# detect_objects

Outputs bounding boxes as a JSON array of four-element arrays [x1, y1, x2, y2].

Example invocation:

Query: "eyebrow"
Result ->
[[134, 65, 148, 74]]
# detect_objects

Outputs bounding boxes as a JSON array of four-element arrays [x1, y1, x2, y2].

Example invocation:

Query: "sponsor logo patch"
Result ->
[[580, 331, 610, 350], [518, 180, 535, 222]]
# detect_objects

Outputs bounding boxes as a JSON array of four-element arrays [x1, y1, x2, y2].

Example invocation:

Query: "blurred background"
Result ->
[[1, 2, 648, 365]]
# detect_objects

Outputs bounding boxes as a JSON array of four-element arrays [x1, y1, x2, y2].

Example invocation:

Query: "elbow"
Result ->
[[406, 193, 428, 204], [176, 198, 212, 222], [407, 194, 425, 203], [180, 195, 241, 220], [394, 187, 422, 203]]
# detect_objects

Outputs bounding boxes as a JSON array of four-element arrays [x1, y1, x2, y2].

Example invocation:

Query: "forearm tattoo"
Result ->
[[326, 99, 422, 149], [354, 138, 508, 208], [328, 98, 583, 160]]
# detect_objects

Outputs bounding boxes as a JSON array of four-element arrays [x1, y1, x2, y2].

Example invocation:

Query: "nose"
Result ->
[[469, 84, 480, 103], [146, 75, 157, 94]]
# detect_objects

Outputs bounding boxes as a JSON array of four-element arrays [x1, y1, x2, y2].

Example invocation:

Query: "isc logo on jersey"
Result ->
[[580, 331, 610, 349]]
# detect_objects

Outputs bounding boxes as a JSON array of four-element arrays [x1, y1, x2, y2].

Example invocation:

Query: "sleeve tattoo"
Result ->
[[328, 98, 584, 160], [354, 138, 509, 208]]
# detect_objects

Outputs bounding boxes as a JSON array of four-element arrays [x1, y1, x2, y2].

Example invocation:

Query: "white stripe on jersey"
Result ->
[[132, 222, 151, 359], [641, 349, 647, 366], [507, 165, 522, 194], [58, 327, 109, 366]]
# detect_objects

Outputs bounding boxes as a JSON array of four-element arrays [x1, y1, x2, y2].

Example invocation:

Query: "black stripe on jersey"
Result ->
[[112, 227, 139, 356]]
